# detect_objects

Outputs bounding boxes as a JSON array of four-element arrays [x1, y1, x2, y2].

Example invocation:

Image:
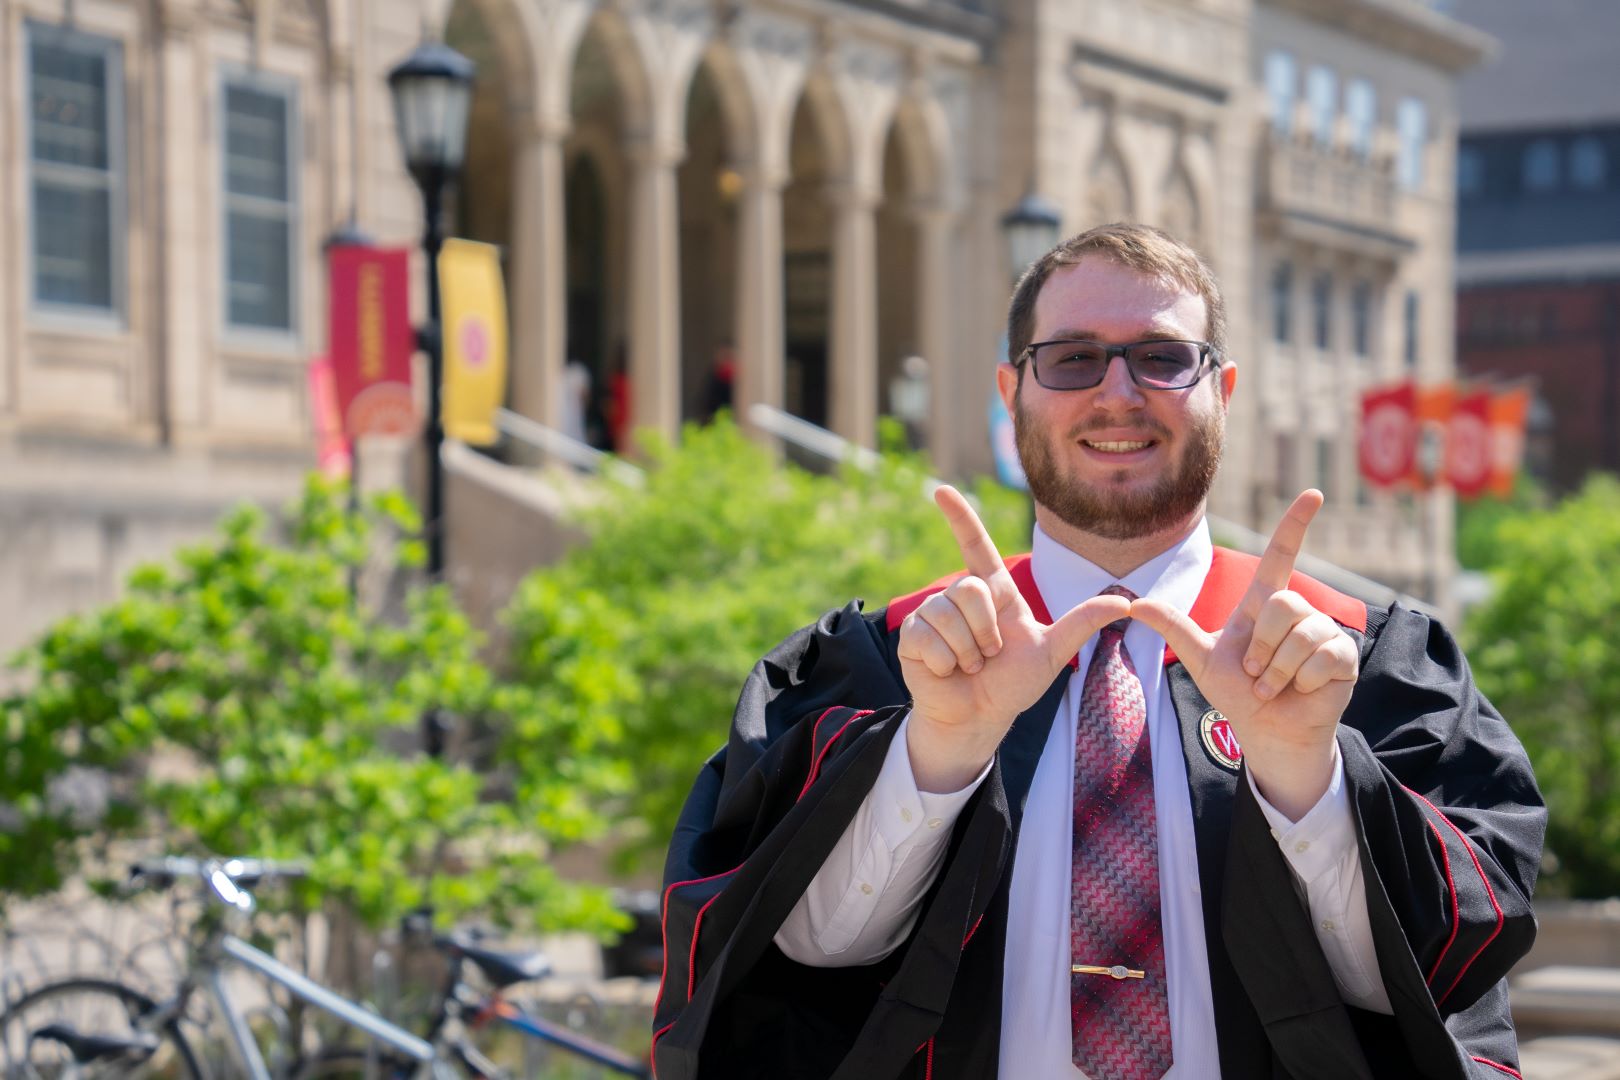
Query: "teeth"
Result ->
[[1086, 440, 1152, 452]]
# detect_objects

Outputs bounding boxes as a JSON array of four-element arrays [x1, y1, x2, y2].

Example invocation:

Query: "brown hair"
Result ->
[[1005, 222, 1227, 367]]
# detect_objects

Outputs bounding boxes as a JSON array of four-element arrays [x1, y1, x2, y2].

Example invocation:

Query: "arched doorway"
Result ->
[[444, 1, 514, 252], [780, 91, 839, 430], [875, 118, 922, 450], [676, 61, 739, 425], [563, 22, 637, 450]]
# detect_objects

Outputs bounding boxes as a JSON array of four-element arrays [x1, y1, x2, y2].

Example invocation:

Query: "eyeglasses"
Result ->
[[1018, 339, 1220, 391]]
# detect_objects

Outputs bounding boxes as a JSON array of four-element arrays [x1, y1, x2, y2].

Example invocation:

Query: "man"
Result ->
[[653, 224, 1544, 1079]]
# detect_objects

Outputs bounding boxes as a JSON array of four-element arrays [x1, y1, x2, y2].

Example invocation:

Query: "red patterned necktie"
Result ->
[[1070, 585, 1173, 1079]]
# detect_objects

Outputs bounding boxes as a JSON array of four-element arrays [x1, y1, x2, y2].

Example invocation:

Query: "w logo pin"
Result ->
[[1199, 709, 1243, 770]]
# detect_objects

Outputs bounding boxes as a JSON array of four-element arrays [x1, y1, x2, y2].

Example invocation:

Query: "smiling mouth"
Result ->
[[1081, 439, 1156, 453]]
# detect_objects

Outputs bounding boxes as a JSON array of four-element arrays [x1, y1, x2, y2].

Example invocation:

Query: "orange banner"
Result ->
[[1488, 385, 1533, 497], [1409, 384, 1455, 489]]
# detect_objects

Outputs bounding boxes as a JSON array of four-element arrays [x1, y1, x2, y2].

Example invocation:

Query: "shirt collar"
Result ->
[[1029, 518, 1214, 671]]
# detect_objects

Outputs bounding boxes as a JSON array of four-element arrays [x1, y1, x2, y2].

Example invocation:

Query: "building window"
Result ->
[[1396, 98, 1427, 190], [1275, 432, 1296, 500], [1316, 437, 1335, 499], [1271, 261, 1293, 345], [27, 22, 124, 315], [1306, 66, 1337, 146], [1403, 290, 1420, 369], [1350, 281, 1371, 358], [1312, 272, 1332, 350], [1345, 78, 1376, 160], [1570, 137, 1607, 190], [1457, 145, 1485, 198], [222, 74, 298, 333], [1523, 138, 1561, 192], [1265, 51, 1296, 136]]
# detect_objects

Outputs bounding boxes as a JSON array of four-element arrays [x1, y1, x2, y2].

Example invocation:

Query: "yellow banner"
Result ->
[[438, 238, 508, 446]]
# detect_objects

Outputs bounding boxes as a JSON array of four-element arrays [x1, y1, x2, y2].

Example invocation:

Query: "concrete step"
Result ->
[[1512, 965, 1620, 1037]]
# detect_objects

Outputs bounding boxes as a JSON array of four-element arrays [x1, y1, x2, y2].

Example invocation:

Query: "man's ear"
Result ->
[[997, 363, 1020, 416], [1219, 360, 1237, 407]]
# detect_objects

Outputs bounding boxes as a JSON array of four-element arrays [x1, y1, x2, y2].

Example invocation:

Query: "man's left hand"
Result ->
[[1130, 490, 1359, 820]]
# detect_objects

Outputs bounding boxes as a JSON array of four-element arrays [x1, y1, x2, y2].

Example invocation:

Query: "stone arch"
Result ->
[[557, 11, 655, 449], [676, 55, 748, 423], [1085, 137, 1135, 227], [875, 94, 946, 446], [688, 39, 759, 172], [779, 70, 854, 429], [887, 92, 951, 207], [1158, 159, 1202, 251], [438, 0, 541, 118], [566, 7, 655, 147]]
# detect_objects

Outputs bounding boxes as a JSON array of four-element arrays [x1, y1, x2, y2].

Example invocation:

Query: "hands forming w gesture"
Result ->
[[899, 487, 1356, 814]]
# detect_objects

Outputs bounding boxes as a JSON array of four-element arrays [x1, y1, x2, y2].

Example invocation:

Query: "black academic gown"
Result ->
[[652, 549, 1546, 1080]]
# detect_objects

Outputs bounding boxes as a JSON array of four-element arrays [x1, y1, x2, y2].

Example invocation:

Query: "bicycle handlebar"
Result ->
[[129, 856, 310, 893]]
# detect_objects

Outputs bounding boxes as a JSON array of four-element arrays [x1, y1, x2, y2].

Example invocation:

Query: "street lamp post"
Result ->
[[386, 40, 475, 580], [999, 185, 1063, 287]]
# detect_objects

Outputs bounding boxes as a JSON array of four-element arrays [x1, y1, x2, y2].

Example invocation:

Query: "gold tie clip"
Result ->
[[1072, 964, 1145, 980]]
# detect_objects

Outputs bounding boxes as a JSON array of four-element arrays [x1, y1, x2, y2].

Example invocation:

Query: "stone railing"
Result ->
[[1255, 129, 1401, 241]]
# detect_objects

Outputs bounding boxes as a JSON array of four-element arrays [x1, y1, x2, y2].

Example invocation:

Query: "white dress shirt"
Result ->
[[774, 520, 1391, 1077]]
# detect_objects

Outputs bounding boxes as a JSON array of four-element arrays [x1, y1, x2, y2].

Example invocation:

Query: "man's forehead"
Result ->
[[1033, 258, 1207, 337]]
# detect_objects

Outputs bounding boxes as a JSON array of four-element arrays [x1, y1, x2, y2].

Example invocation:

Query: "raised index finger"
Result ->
[[1240, 488, 1324, 620], [935, 485, 1011, 592]]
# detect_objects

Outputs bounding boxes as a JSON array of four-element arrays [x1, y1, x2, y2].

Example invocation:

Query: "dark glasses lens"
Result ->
[[1028, 340, 1208, 390]]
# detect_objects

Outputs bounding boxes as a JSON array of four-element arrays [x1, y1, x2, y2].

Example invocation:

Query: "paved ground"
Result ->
[[1520, 1036, 1620, 1079]]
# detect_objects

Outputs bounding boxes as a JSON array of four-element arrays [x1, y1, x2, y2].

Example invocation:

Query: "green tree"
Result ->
[[1455, 473, 1546, 572], [1464, 474, 1620, 898], [0, 477, 623, 936], [502, 417, 1028, 864]]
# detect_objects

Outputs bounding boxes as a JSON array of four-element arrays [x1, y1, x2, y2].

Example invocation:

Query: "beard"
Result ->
[[1014, 387, 1224, 542]]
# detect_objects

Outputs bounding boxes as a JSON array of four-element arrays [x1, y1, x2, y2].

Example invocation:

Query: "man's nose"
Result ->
[[1091, 353, 1146, 410]]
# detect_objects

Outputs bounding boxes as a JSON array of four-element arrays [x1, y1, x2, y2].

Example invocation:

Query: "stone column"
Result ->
[[626, 137, 684, 443], [734, 163, 787, 432], [156, 6, 205, 440], [507, 116, 568, 438], [828, 181, 880, 448], [912, 203, 957, 473]]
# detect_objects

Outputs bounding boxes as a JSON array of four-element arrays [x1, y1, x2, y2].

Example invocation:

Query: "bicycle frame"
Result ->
[[478, 997, 647, 1078], [196, 934, 438, 1080]]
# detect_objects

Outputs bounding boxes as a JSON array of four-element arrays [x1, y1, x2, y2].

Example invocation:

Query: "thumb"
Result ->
[[1045, 594, 1132, 672], [1130, 598, 1215, 675]]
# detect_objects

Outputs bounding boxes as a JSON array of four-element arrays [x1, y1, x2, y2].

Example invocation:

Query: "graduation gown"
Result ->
[[652, 548, 1546, 1080]]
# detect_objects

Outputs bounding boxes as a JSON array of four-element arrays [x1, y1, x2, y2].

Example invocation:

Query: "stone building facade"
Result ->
[[0, 0, 1485, 659]]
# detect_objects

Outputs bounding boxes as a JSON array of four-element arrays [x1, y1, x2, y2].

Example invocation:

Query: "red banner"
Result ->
[[1488, 385, 1533, 497], [1358, 382, 1417, 489], [307, 356, 351, 480], [328, 245, 417, 439], [1445, 388, 1494, 499], [1408, 385, 1455, 489]]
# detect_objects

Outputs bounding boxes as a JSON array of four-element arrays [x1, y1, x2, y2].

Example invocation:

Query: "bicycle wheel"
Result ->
[[0, 978, 202, 1080]]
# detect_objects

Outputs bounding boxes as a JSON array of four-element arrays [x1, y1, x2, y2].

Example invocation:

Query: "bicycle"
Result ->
[[0, 857, 649, 1080], [306, 911, 649, 1080]]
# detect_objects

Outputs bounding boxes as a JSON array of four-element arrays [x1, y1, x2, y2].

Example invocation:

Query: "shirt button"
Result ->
[[900, 807, 913, 823], [1320, 919, 1337, 932], [1295, 840, 1311, 854], [927, 818, 943, 829], [860, 883, 874, 895]]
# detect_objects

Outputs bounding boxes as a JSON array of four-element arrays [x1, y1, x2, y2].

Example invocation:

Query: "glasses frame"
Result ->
[[1018, 338, 1221, 391]]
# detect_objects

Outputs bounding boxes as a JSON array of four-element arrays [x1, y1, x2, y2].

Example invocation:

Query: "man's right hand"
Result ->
[[897, 486, 1130, 792]]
